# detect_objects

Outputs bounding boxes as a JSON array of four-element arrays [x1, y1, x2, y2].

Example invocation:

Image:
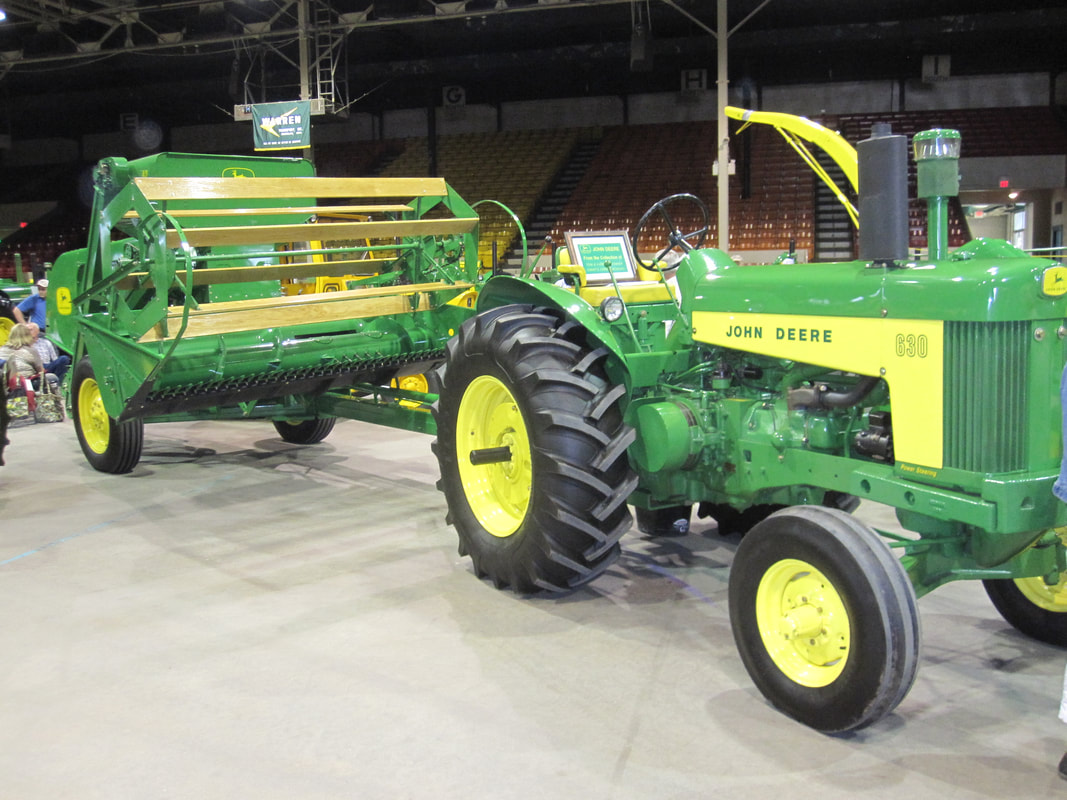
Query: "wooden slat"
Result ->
[[139, 281, 472, 342], [114, 257, 394, 290], [124, 204, 414, 219], [134, 176, 449, 202], [164, 217, 478, 248]]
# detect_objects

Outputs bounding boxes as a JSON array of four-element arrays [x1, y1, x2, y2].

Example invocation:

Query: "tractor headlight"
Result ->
[[599, 296, 624, 322], [913, 128, 961, 162]]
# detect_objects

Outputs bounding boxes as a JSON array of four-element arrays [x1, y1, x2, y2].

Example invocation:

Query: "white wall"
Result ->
[[170, 122, 251, 153], [381, 107, 430, 139], [501, 96, 624, 131], [436, 103, 498, 135], [627, 90, 718, 124], [904, 73, 1048, 110], [960, 155, 1067, 192], [762, 81, 901, 116]]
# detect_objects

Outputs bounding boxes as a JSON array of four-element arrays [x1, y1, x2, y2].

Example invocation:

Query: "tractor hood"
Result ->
[[676, 238, 1067, 323]]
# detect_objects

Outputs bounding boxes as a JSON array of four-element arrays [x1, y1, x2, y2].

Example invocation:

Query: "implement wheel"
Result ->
[[0, 292, 14, 346], [72, 357, 144, 474], [272, 417, 336, 445], [728, 506, 921, 733], [433, 304, 636, 593], [984, 529, 1067, 646]]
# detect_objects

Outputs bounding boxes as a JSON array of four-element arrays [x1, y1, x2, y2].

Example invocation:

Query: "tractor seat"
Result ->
[[556, 231, 675, 305]]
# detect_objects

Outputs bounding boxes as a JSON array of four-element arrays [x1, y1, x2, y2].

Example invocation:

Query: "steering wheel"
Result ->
[[632, 193, 711, 269]]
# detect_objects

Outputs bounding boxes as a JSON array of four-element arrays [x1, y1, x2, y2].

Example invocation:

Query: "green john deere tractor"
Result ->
[[430, 111, 1067, 732], [43, 111, 1067, 734]]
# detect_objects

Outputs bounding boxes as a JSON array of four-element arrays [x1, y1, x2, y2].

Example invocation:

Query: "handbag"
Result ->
[[5, 368, 36, 427], [34, 374, 64, 423]]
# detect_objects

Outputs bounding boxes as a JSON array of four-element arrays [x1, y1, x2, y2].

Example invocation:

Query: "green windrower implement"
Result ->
[[49, 151, 482, 471]]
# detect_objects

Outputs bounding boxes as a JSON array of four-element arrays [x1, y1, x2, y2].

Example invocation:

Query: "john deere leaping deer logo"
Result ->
[[1043, 266, 1067, 297], [221, 167, 255, 178]]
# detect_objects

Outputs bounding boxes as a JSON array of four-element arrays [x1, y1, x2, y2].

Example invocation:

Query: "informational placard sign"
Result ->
[[252, 101, 310, 151], [564, 231, 637, 280]]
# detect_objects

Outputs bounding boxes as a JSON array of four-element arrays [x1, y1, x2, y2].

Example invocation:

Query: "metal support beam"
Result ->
[[716, 0, 729, 251]]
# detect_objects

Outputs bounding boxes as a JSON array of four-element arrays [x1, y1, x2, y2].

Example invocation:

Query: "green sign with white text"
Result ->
[[252, 101, 310, 151]]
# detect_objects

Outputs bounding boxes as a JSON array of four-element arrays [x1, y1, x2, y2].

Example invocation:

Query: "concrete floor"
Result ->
[[2, 415, 1066, 799]]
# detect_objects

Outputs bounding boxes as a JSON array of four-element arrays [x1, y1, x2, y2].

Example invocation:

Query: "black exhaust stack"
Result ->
[[858, 122, 909, 265]]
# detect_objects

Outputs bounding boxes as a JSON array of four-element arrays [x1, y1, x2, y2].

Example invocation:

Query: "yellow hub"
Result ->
[[392, 374, 429, 393], [1014, 528, 1067, 612], [391, 374, 431, 410], [756, 558, 851, 687], [78, 377, 111, 455], [456, 375, 532, 538], [0, 316, 13, 346]]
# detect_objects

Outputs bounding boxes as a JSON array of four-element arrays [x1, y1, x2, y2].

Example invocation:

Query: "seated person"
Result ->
[[13, 278, 48, 332], [27, 323, 70, 384], [0, 323, 58, 390]]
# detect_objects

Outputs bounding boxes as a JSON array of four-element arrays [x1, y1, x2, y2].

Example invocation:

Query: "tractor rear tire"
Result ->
[[272, 417, 336, 445], [983, 539, 1067, 647], [433, 304, 637, 593], [72, 357, 144, 474], [728, 506, 921, 733]]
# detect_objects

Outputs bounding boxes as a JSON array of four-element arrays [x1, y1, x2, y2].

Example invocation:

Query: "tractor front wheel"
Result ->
[[272, 417, 336, 445], [728, 506, 921, 733], [72, 357, 144, 474], [984, 532, 1067, 646], [433, 304, 637, 593]]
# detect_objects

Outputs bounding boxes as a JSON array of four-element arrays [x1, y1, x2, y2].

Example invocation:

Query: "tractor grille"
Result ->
[[943, 320, 1029, 473]]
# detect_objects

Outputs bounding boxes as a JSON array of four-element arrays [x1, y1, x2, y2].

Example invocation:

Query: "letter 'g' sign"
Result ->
[[443, 86, 466, 106]]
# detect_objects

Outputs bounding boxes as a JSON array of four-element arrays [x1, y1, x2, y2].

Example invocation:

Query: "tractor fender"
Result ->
[[476, 274, 633, 388]]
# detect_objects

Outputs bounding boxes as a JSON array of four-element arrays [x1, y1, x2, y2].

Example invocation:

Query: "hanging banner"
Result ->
[[252, 101, 310, 151]]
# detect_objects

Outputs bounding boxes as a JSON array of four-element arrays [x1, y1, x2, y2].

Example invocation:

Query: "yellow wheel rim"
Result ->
[[0, 316, 13, 346], [1013, 528, 1067, 612], [456, 375, 532, 538], [755, 558, 851, 687], [78, 377, 111, 455], [392, 374, 429, 393], [391, 374, 431, 410]]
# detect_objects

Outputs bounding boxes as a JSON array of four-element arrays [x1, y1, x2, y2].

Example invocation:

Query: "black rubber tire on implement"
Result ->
[[635, 504, 692, 536], [272, 417, 337, 445], [433, 304, 637, 593], [983, 574, 1067, 647], [72, 357, 144, 474], [728, 506, 921, 733]]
